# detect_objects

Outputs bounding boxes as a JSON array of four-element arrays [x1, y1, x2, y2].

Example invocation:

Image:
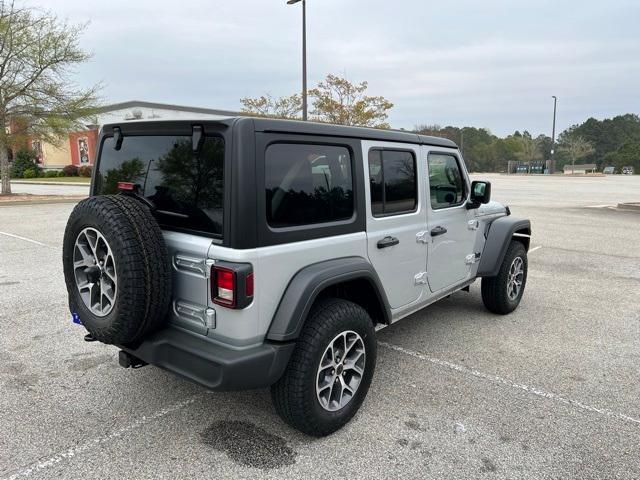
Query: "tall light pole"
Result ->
[[550, 96, 557, 173], [287, 0, 308, 121]]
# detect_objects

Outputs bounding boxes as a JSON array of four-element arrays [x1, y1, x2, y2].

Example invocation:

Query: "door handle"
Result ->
[[430, 226, 447, 237], [377, 236, 400, 249]]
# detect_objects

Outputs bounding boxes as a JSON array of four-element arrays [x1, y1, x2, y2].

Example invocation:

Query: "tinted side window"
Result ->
[[368, 150, 384, 216], [428, 153, 465, 209], [368, 149, 417, 216], [265, 143, 354, 228], [96, 136, 224, 236]]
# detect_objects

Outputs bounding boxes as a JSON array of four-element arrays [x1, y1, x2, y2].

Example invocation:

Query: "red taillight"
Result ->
[[211, 263, 253, 309], [246, 273, 254, 297], [212, 267, 236, 307], [117, 182, 135, 191]]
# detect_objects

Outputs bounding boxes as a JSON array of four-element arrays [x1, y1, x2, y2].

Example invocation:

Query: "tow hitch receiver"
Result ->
[[118, 351, 148, 369]]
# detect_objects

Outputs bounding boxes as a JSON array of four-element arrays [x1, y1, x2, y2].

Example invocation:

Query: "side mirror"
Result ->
[[469, 180, 491, 207]]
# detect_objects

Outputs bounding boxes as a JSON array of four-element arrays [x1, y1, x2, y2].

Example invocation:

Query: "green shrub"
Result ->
[[44, 170, 59, 178], [62, 165, 79, 176], [22, 168, 38, 179], [57, 170, 67, 178], [10, 149, 40, 178], [78, 165, 92, 177]]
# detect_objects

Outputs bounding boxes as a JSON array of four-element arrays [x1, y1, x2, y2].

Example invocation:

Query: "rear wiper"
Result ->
[[156, 210, 189, 219]]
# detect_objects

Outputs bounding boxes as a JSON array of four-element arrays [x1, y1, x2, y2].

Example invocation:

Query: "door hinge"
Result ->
[[465, 252, 482, 264], [416, 231, 429, 244], [174, 300, 216, 330], [174, 253, 208, 276], [467, 219, 479, 230], [414, 272, 428, 285]]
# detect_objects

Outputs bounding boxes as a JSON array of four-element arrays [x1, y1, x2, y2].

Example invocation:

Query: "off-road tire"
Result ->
[[481, 240, 527, 314], [271, 298, 376, 437], [63, 195, 172, 344]]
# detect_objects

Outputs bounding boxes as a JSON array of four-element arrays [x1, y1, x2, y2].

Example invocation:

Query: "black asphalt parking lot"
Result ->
[[1, 174, 639, 479]]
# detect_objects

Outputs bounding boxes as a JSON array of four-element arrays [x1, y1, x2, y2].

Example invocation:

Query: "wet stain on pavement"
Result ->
[[481, 457, 498, 473], [1, 361, 26, 375], [1, 361, 41, 389], [201, 420, 297, 470], [9, 373, 41, 389], [66, 353, 112, 371], [405, 419, 424, 432], [0, 281, 19, 286]]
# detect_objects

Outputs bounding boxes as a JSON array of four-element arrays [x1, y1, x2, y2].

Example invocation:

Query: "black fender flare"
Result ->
[[266, 256, 391, 342], [477, 216, 531, 277]]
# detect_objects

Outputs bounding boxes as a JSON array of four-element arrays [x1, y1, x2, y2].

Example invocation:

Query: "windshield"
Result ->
[[95, 135, 224, 237]]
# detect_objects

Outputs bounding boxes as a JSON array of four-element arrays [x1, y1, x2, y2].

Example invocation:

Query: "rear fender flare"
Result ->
[[266, 257, 391, 342]]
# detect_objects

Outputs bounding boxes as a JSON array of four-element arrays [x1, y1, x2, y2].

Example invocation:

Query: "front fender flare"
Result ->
[[477, 216, 531, 277], [266, 256, 391, 342]]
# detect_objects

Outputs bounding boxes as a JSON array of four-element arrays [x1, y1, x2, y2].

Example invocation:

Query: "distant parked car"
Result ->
[[622, 166, 635, 175], [603, 166, 615, 174]]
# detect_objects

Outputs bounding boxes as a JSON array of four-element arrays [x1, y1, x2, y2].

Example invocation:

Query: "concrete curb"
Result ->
[[0, 198, 85, 207], [617, 202, 640, 211], [10, 180, 90, 186]]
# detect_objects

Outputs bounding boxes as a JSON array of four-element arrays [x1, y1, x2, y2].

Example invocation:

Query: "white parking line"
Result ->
[[1, 395, 203, 480], [529, 245, 542, 253], [379, 341, 640, 426], [0, 231, 53, 249]]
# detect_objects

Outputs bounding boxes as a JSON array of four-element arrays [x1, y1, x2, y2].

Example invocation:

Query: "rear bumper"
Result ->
[[119, 327, 295, 391]]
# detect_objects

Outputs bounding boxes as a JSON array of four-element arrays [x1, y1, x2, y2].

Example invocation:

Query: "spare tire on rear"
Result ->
[[62, 195, 172, 345]]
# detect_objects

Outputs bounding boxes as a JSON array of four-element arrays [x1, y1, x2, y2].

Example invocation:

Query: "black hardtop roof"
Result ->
[[101, 117, 458, 149], [249, 117, 458, 148]]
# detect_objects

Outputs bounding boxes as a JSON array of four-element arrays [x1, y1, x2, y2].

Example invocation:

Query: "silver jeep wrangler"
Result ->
[[62, 118, 531, 436]]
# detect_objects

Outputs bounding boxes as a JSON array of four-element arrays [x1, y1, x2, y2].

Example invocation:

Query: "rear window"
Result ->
[[265, 143, 354, 228], [95, 135, 224, 237]]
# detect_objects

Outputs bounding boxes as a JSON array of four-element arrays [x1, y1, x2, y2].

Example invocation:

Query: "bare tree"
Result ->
[[0, 1, 100, 194], [516, 132, 542, 164], [560, 135, 595, 173]]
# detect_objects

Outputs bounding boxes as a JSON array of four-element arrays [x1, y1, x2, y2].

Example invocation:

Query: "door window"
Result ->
[[368, 149, 417, 216], [427, 153, 465, 209]]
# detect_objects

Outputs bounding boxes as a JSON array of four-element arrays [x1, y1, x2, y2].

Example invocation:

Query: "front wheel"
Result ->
[[271, 298, 376, 437], [481, 241, 528, 314]]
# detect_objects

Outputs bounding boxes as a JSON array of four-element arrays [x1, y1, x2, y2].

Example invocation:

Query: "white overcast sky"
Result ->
[[42, 0, 640, 137]]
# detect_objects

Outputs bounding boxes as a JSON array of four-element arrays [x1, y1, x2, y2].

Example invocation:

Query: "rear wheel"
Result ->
[[481, 240, 528, 314], [271, 298, 376, 437]]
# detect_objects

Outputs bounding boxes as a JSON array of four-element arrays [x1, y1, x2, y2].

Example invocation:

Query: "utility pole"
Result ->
[[550, 96, 557, 173], [287, 0, 308, 121]]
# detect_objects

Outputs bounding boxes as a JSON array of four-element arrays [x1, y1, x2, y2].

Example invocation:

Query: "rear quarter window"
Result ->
[[265, 143, 355, 228]]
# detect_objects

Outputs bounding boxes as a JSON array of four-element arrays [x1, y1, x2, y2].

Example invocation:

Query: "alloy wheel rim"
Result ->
[[73, 227, 117, 317], [316, 330, 366, 412], [507, 256, 524, 300]]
